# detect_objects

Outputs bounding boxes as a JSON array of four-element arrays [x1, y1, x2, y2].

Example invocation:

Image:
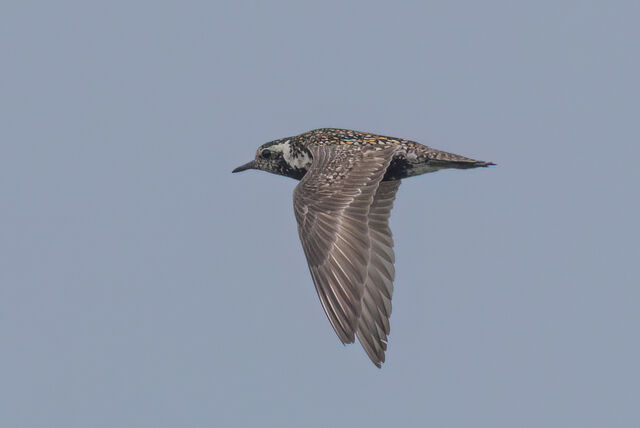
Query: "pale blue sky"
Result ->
[[1, 1, 639, 427]]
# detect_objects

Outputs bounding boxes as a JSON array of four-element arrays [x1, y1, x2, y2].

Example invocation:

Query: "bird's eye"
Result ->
[[261, 149, 272, 159]]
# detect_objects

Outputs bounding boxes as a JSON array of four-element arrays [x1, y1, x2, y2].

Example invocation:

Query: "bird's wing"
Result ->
[[355, 179, 400, 367], [293, 144, 398, 360]]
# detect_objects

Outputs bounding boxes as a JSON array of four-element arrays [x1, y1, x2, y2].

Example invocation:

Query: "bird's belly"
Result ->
[[383, 156, 441, 181]]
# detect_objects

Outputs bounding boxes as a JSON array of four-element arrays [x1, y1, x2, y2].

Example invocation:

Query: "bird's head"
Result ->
[[232, 136, 312, 180]]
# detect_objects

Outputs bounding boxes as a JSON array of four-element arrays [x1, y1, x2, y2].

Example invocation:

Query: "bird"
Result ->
[[232, 128, 494, 367]]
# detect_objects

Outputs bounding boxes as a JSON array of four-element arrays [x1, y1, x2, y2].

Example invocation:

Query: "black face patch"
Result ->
[[252, 140, 308, 181], [253, 136, 311, 180]]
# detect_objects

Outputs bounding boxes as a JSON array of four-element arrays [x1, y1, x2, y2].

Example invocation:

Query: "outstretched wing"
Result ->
[[293, 144, 398, 365], [355, 179, 400, 367]]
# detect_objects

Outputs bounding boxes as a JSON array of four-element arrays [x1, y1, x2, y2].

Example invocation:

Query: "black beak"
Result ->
[[232, 160, 255, 173]]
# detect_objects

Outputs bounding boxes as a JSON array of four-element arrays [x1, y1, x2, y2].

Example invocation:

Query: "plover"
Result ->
[[233, 128, 494, 367]]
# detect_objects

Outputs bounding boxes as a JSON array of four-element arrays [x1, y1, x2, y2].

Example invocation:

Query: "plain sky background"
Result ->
[[1, 1, 639, 427]]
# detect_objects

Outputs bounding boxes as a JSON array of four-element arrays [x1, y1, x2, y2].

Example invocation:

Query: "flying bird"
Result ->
[[233, 128, 494, 367]]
